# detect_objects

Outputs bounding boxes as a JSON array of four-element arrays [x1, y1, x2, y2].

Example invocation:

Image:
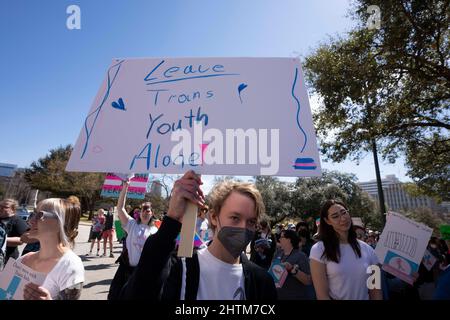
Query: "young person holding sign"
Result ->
[[121, 170, 277, 300], [310, 200, 382, 300]]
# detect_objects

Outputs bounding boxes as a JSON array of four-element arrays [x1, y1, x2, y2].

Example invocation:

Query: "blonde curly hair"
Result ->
[[208, 180, 265, 231]]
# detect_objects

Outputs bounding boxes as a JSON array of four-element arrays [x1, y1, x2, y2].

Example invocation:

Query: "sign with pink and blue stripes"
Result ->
[[101, 173, 149, 199], [66, 58, 322, 177]]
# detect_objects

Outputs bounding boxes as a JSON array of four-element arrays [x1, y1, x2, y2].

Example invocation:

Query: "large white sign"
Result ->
[[66, 58, 321, 176], [375, 212, 433, 284]]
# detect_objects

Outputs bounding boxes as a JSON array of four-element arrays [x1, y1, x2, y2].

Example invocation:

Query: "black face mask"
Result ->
[[217, 226, 255, 259]]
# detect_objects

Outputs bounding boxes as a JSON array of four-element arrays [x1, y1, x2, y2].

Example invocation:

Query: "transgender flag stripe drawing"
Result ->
[[293, 157, 317, 170]]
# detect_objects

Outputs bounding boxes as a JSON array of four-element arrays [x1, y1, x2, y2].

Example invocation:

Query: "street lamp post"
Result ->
[[372, 139, 387, 225]]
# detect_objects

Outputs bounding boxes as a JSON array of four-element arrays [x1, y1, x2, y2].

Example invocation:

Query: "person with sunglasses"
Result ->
[[108, 180, 158, 300], [16, 197, 84, 300], [274, 229, 314, 299], [309, 199, 382, 300]]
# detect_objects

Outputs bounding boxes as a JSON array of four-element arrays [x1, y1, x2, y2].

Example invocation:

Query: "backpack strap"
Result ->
[[184, 254, 200, 301]]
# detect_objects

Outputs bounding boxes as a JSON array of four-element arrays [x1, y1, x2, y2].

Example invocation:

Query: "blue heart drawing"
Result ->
[[111, 98, 126, 110]]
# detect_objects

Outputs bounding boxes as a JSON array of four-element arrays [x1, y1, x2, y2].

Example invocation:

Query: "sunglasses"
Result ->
[[142, 206, 152, 211], [29, 210, 59, 221]]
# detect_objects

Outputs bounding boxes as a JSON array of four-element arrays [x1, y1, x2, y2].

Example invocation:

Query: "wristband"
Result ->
[[291, 265, 299, 275]]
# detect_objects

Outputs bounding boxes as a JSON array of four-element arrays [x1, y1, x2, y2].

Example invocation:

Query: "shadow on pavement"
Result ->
[[83, 279, 112, 289], [85, 263, 116, 271]]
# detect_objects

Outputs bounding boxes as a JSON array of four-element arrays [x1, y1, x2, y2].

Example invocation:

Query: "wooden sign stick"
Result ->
[[177, 173, 201, 258]]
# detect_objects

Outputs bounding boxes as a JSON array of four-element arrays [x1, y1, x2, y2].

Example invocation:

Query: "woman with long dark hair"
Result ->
[[309, 200, 382, 300]]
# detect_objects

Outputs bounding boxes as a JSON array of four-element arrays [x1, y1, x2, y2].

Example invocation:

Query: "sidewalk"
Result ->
[[73, 223, 120, 300]]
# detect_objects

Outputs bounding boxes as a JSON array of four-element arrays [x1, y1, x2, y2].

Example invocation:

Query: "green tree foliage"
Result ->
[[144, 194, 169, 218], [304, 0, 449, 201], [24, 145, 105, 215], [254, 176, 295, 224], [402, 207, 447, 235], [254, 171, 381, 229]]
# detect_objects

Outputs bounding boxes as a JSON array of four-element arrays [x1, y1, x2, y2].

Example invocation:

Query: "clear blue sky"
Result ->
[[1, 0, 410, 184]]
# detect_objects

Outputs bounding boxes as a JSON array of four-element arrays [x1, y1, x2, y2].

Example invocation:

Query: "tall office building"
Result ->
[[150, 181, 162, 197], [358, 175, 446, 213]]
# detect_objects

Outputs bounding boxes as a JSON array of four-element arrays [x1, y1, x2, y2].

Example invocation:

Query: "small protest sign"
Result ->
[[422, 249, 437, 271], [268, 258, 288, 288], [101, 173, 149, 199], [375, 212, 433, 285], [0, 258, 46, 300]]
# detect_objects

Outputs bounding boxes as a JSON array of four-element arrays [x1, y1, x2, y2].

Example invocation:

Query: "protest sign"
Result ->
[[375, 212, 433, 285], [268, 258, 288, 288], [0, 258, 46, 300], [66, 57, 321, 177], [101, 173, 150, 199], [67, 57, 322, 257], [422, 249, 437, 271]]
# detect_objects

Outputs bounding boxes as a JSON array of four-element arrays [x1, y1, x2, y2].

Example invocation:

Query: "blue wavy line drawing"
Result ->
[[292, 67, 307, 153], [81, 60, 125, 159]]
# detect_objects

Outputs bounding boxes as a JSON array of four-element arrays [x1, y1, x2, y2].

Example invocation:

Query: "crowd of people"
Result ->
[[1, 170, 449, 300]]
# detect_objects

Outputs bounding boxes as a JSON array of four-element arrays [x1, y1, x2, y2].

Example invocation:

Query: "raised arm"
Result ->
[[117, 180, 132, 226]]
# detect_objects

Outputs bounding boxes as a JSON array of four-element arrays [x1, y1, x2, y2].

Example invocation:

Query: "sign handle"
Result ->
[[177, 202, 198, 257], [177, 172, 201, 258]]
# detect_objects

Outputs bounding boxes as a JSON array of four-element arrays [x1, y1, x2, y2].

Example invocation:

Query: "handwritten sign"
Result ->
[[375, 212, 433, 285], [101, 173, 149, 199], [66, 58, 321, 177], [0, 258, 46, 300]]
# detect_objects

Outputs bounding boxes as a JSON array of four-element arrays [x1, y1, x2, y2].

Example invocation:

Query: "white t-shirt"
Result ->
[[310, 240, 379, 300], [180, 248, 245, 300], [19, 250, 85, 299], [123, 219, 158, 266]]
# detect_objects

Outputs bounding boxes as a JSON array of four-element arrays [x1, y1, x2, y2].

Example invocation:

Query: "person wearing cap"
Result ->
[[250, 219, 277, 270], [287, 223, 296, 231]]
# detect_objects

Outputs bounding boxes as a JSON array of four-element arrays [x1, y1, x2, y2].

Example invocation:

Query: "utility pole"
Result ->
[[372, 139, 387, 225]]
